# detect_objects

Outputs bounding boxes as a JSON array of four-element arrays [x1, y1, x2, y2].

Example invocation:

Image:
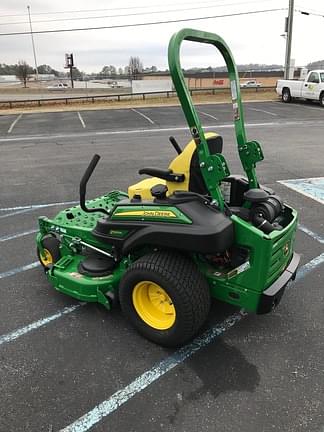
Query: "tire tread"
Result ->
[[119, 250, 210, 346]]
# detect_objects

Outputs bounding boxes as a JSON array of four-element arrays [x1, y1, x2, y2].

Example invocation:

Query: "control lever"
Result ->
[[80, 154, 109, 216], [169, 136, 182, 154]]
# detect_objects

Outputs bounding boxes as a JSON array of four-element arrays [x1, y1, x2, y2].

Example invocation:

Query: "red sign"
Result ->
[[213, 79, 224, 85]]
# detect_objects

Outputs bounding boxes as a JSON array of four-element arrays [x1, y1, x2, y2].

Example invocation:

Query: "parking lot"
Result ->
[[0, 100, 323, 432]]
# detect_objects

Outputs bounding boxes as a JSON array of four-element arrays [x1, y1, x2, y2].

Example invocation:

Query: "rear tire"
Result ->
[[319, 92, 324, 107], [282, 88, 291, 103], [119, 251, 211, 347]]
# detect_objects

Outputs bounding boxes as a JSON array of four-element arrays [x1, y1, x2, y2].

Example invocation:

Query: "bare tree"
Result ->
[[16, 60, 33, 88], [128, 56, 143, 80]]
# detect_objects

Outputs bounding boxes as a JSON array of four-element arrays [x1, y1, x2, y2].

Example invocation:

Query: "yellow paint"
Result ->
[[128, 177, 165, 200], [132, 281, 176, 330], [128, 132, 219, 199]]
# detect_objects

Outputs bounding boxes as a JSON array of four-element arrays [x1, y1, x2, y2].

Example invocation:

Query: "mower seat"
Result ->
[[128, 132, 223, 200]]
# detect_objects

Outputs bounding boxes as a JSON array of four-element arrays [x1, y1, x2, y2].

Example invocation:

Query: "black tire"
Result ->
[[37, 235, 61, 269], [319, 92, 324, 107], [282, 88, 291, 103], [119, 251, 211, 347]]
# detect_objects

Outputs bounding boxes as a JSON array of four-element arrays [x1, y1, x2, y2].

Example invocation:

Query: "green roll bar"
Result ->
[[168, 28, 264, 210]]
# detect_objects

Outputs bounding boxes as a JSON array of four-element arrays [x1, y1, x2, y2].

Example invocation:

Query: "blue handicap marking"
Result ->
[[278, 177, 324, 205]]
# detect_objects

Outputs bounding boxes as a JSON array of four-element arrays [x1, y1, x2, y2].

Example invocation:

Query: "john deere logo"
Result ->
[[114, 210, 176, 218], [143, 210, 176, 218], [283, 242, 290, 256]]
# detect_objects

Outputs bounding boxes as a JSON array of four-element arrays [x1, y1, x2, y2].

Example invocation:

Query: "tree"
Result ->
[[306, 60, 324, 69], [71, 67, 82, 80], [128, 56, 143, 80], [118, 67, 123, 75], [15, 60, 33, 87], [37, 64, 59, 76], [143, 65, 158, 73], [100, 65, 117, 76]]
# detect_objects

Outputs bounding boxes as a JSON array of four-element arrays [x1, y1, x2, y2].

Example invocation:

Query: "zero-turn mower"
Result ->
[[36, 29, 300, 347]]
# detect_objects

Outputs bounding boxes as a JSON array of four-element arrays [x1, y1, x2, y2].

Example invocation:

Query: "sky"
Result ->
[[0, 0, 323, 73]]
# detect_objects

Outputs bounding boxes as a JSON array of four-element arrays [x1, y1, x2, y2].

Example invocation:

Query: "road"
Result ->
[[0, 100, 323, 432]]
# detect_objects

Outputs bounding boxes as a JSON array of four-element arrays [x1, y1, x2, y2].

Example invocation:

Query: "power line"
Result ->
[[0, 8, 287, 37], [0, 1, 276, 26], [0, 0, 275, 18], [295, 8, 324, 17], [295, 3, 324, 16]]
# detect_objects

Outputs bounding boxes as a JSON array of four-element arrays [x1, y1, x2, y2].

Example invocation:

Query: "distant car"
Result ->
[[47, 83, 69, 90], [111, 81, 122, 88], [240, 80, 262, 88]]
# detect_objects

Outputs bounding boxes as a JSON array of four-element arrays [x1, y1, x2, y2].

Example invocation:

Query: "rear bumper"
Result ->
[[257, 252, 301, 314]]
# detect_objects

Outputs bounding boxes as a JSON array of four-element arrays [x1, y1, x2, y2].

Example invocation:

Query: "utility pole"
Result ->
[[27, 5, 39, 82], [284, 0, 294, 79]]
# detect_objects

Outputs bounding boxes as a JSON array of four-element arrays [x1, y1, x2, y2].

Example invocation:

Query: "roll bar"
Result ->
[[168, 28, 264, 209]]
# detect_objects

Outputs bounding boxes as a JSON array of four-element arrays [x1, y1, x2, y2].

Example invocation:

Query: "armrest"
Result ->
[[139, 167, 185, 183]]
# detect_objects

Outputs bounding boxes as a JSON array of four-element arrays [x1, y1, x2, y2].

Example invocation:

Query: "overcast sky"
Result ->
[[0, 0, 323, 73]]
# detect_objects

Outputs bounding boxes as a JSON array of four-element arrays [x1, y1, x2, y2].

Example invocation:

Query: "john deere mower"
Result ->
[[36, 29, 300, 347]]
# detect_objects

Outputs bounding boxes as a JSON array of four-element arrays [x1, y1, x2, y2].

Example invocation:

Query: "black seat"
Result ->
[[189, 135, 223, 194]]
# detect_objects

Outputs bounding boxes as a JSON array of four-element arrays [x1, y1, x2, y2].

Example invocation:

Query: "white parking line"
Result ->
[[0, 261, 40, 279], [77, 112, 86, 128], [279, 177, 324, 205], [0, 208, 35, 219], [60, 311, 246, 432], [0, 304, 82, 346], [295, 251, 324, 281], [131, 108, 155, 125], [298, 224, 324, 244], [0, 228, 37, 242], [248, 107, 277, 116], [288, 103, 323, 111], [0, 200, 79, 212], [0, 120, 322, 143], [7, 113, 22, 133], [197, 110, 218, 121]]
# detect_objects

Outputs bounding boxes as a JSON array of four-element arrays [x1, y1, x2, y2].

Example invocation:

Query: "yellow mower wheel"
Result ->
[[132, 281, 176, 330], [37, 236, 61, 269], [39, 248, 54, 267]]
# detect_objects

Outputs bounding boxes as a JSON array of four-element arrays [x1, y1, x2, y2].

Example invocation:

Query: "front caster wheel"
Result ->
[[37, 236, 61, 270], [119, 251, 211, 347]]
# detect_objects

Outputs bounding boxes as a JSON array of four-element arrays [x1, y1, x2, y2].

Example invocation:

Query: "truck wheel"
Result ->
[[319, 92, 324, 107], [37, 236, 61, 269], [282, 88, 291, 103], [119, 251, 211, 347]]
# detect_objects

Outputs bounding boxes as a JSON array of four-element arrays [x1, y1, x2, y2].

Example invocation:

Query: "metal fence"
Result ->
[[0, 86, 276, 109]]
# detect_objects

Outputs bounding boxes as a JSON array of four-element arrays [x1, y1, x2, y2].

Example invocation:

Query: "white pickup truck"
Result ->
[[276, 70, 324, 106]]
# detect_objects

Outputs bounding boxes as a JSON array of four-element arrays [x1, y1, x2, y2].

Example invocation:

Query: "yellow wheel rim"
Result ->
[[132, 281, 176, 330], [40, 248, 53, 266]]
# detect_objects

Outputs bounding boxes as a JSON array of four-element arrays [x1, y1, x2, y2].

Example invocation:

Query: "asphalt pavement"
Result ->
[[0, 100, 323, 432]]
